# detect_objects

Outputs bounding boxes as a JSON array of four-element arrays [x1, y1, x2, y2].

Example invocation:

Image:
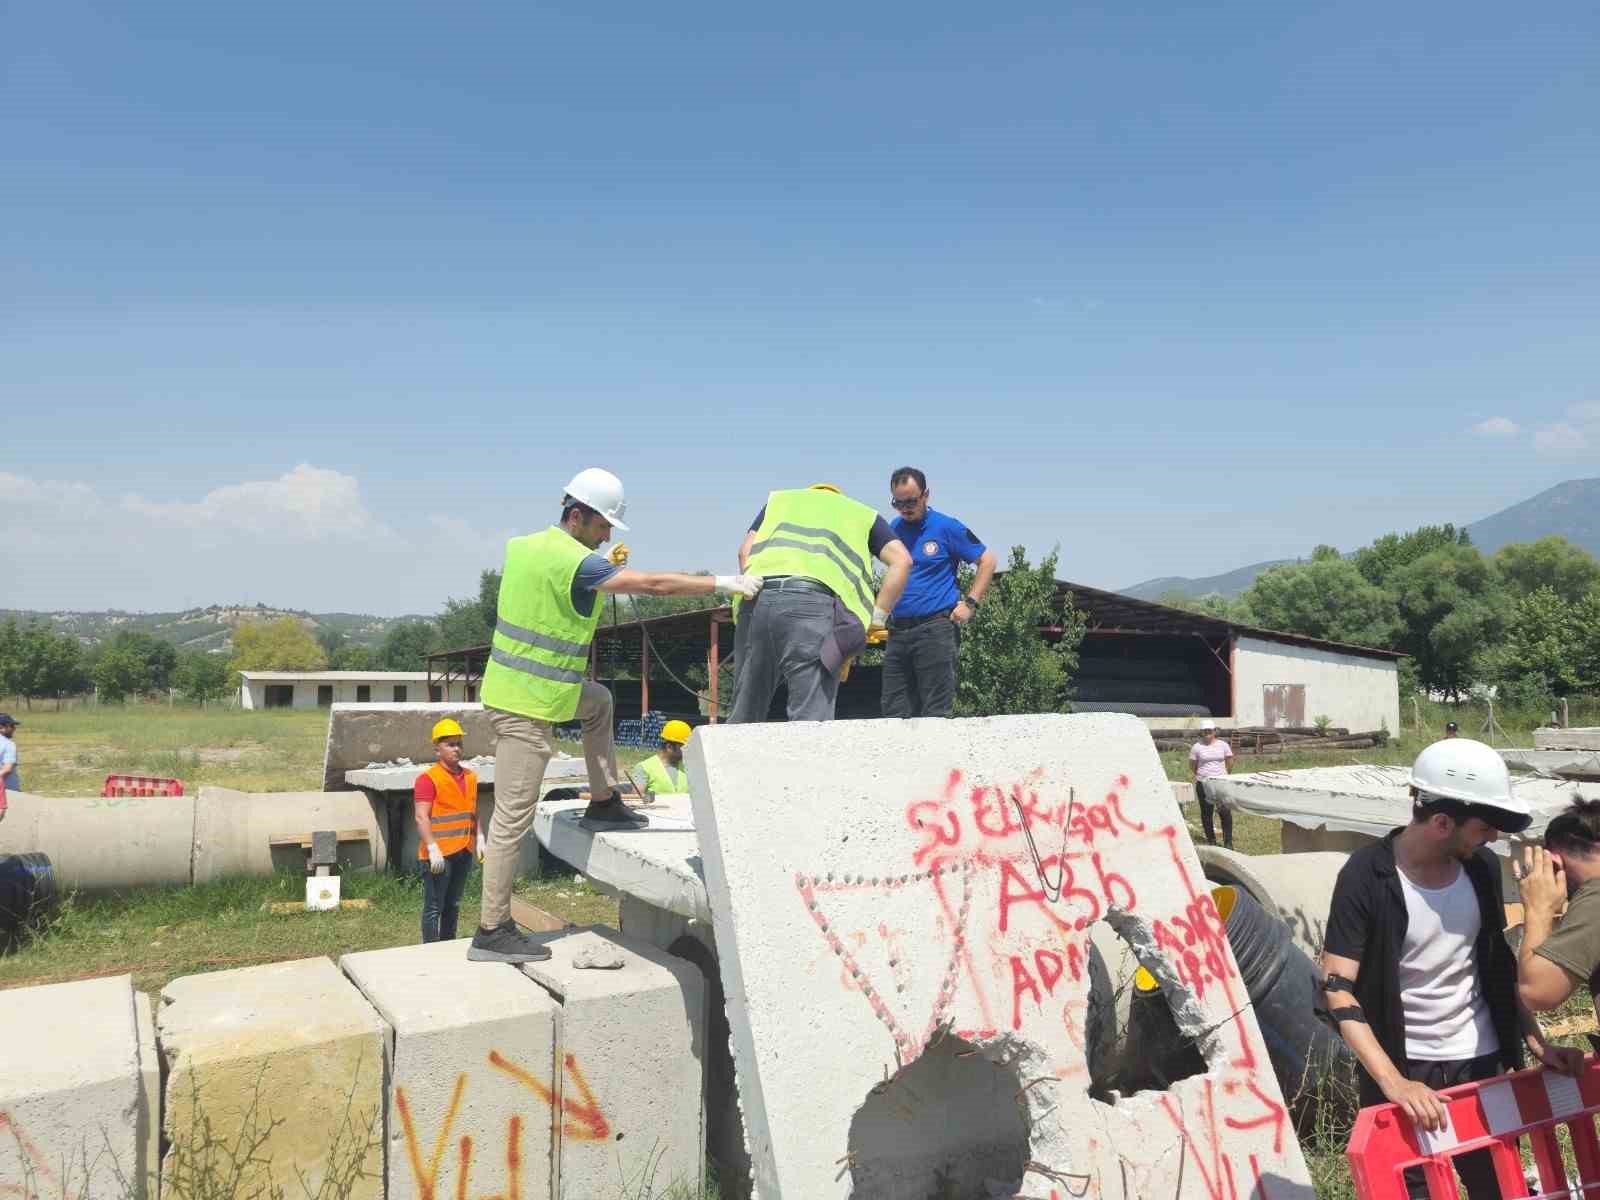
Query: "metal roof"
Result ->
[[1060, 581, 1406, 661], [237, 670, 434, 682]]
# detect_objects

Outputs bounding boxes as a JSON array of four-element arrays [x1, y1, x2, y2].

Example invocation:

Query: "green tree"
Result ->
[[380, 620, 441, 670], [329, 643, 376, 671], [102, 631, 178, 691], [1155, 590, 1253, 623], [315, 628, 349, 663], [1572, 591, 1600, 692], [1492, 536, 1600, 604], [1353, 524, 1471, 587], [1388, 543, 1507, 697], [1476, 586, 1578, 707], [1240, 550, 1400, 647], [0, 618, 22, 700], [93, 645, 150, 703], [174, 649, 234, 705], [954, 546, 1086, 717], [230, 618, 328, 673]]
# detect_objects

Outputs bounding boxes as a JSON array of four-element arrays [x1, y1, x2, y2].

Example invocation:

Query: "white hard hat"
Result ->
[[1199, 720, 1218, 731], [562, 467, 629, 531], [1408, 737, 1532, 832]]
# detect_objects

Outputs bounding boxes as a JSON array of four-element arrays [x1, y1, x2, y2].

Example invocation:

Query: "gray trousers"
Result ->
[[729, 589, 839, 723], [880, 616, 959, 718], [479, 687, 620, 929]]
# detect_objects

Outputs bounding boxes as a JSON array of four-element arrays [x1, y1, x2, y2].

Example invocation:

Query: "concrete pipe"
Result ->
[[1195, 846, 1349, 962], [0, 790, 198, 892], [192, 787, 388, 883]]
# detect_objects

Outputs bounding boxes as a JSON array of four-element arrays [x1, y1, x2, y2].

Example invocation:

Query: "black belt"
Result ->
[[890, 610, 952, 629], [761, 576, 835, 597]]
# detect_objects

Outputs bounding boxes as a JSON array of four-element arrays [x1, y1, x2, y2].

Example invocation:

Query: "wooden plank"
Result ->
[[267, 828, 370, 849], [264, 899, 374, 915], [511, 895, 573, 934]]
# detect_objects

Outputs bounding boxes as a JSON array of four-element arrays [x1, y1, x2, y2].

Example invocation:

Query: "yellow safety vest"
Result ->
[[480, 526, 602, 722], [638, 754, 688, 795], [741, 489, 878, 632]]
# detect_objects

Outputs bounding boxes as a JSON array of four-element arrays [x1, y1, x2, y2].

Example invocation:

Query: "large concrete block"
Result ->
[[133, 990, 160, 1197], [0, 974, 156, 1196], [1536, 726, 1600, 751], [0, 790, 197, 891], [158, 957, 386, 1198], [191, 786, 386, 881], [521, 926, 706, 1199], [686, 713, 1313, 1200], [323, 702, 495, 790], [342, 940, 559, 1200]]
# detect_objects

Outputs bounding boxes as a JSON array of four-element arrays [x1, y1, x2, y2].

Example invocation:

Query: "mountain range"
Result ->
[[1121, 477, 1600, 600], [0, 605, 425, 652]]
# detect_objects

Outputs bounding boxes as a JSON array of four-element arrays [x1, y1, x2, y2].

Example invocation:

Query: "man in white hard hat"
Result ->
[[1319, 738, 1576, 1198], [470, 468, 762, 965]]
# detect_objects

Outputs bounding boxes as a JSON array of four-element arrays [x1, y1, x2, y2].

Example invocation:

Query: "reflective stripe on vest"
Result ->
[[419, 764, 478, 859], [480, 526, 603, 722], [743, 489, 879, 630], [639, 754, 687, 795]]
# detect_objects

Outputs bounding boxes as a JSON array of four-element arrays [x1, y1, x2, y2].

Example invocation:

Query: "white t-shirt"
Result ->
[[1396, 866, 1498, 1060], [1189, 739, 1232, 780]]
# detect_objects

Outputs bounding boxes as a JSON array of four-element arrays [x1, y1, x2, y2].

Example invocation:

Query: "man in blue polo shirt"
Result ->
[[882, 467, 996, 718]]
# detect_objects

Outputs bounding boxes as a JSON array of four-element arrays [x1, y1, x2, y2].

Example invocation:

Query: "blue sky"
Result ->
[[3, 2, 1597, 614]]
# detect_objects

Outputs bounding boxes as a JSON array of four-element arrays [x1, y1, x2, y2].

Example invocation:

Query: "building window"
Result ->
[[356, 685, 371, 703], [429, 685, 443, 702], [465, 685, 476, 702], [264, 685, 294, 709], [316, 685, 334, 707], [393, 685, 408, 702]]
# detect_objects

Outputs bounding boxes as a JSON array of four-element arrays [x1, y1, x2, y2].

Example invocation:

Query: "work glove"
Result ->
[[714, 574, 763, 599], [476, 833, 486, 863], [866, 626, 888, 646], [427, 842, 446, 874], [608, 543, 630, 567]]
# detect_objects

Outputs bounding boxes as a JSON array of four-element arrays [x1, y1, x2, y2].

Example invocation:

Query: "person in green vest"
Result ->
[[471, 467, 761, 965], [729, 483, 912, 724], [634, 719, 692, 797]]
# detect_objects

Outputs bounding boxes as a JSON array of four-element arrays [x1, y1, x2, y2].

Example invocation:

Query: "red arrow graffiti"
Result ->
[[1223, 1079, 1288, 1155], [490, 1049, 612, 1142]]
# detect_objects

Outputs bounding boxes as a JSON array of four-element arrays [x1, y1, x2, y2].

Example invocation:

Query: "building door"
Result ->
[[316, 685, 334, 707], [393, 685, 408, 702], [356, 685, 371, 702], [1262, 684, 1306, 728], [429, 685, 443, 702], [264, 685, 294, 709]]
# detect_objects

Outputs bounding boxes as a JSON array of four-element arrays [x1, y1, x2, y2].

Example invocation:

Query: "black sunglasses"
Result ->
[[890, 494, 925, 510]]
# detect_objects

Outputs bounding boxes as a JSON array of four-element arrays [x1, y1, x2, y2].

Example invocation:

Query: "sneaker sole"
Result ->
[[467, 945, 553, 963]]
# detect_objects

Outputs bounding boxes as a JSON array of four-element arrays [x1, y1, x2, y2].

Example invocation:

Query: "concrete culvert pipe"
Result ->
[[1196, 846, 1349, 962]]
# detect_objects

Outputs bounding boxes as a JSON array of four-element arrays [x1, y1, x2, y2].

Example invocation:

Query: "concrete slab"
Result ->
[[1501, 747, 1600, 779], [341, 940, 560, 1200], [158, 956, 386, 1198], [686, 713, 1313, 1200], [0, 974, 151, 1195], [521, 926, 706, 1198], [133, 991, 160, 1199], [1535, 727, 1600, 752], [323, 702, 497, 789], [191, 786, 386, 882], [0, 790, 197, 891], [343, 754, 588, 792], [534, 794, 708, 921]]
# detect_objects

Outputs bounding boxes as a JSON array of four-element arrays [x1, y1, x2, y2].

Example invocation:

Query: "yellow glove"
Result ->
[[839, 656, 855, 682], [866, 626, 888, 646], [608, 542, 631, 567]]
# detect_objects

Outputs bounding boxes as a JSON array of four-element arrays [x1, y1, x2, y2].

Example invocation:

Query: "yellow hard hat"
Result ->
[[809, 482, 842, 494], [660, 720, 692, 745], [431, 718, 465, 741]]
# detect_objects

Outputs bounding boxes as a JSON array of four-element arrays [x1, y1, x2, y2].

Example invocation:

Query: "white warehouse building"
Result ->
[[238, 671, 478, 710]]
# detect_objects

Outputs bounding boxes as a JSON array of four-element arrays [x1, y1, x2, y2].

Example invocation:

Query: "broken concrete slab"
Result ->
[[1535, 726, 1600, 752], [341, 940, 560, 1200], [343, 755, 589, 793], [158, 956, 386, 1199], [0, 974, 154, 1196], [323, 702, 496, 790], [534, 793, 708, 922], [133, 990, 160, 1199], [191, 786, 387, 881], [521, 926, 706, 1198], [686, 713, 1314, 1200]]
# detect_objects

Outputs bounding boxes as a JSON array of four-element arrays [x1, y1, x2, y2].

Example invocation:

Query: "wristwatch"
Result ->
[[963, 595, 981, 608]]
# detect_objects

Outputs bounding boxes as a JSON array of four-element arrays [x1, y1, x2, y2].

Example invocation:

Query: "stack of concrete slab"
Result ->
[[685, 712, 1315, 1199], [1535, 726, 1600, 752], [322, 702, 498, 790], [0, 975, 159, 1197]]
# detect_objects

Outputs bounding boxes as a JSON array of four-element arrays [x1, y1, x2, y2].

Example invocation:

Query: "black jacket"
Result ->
[[1321, 829, 1522, 1106]]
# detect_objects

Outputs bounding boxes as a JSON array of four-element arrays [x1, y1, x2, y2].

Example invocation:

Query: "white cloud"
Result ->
[[1470, 416, 1520, 437], [1, 466, 500, 613], [1533, 422, 1590, 457]]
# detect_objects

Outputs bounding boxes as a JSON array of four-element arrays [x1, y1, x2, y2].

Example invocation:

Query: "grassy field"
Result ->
[[4, 700, 1594, 1199]]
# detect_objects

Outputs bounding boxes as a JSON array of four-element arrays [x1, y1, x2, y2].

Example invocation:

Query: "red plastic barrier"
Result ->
[[1348, 1056, 1600, 1199], [101, 774, 185, 798]]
